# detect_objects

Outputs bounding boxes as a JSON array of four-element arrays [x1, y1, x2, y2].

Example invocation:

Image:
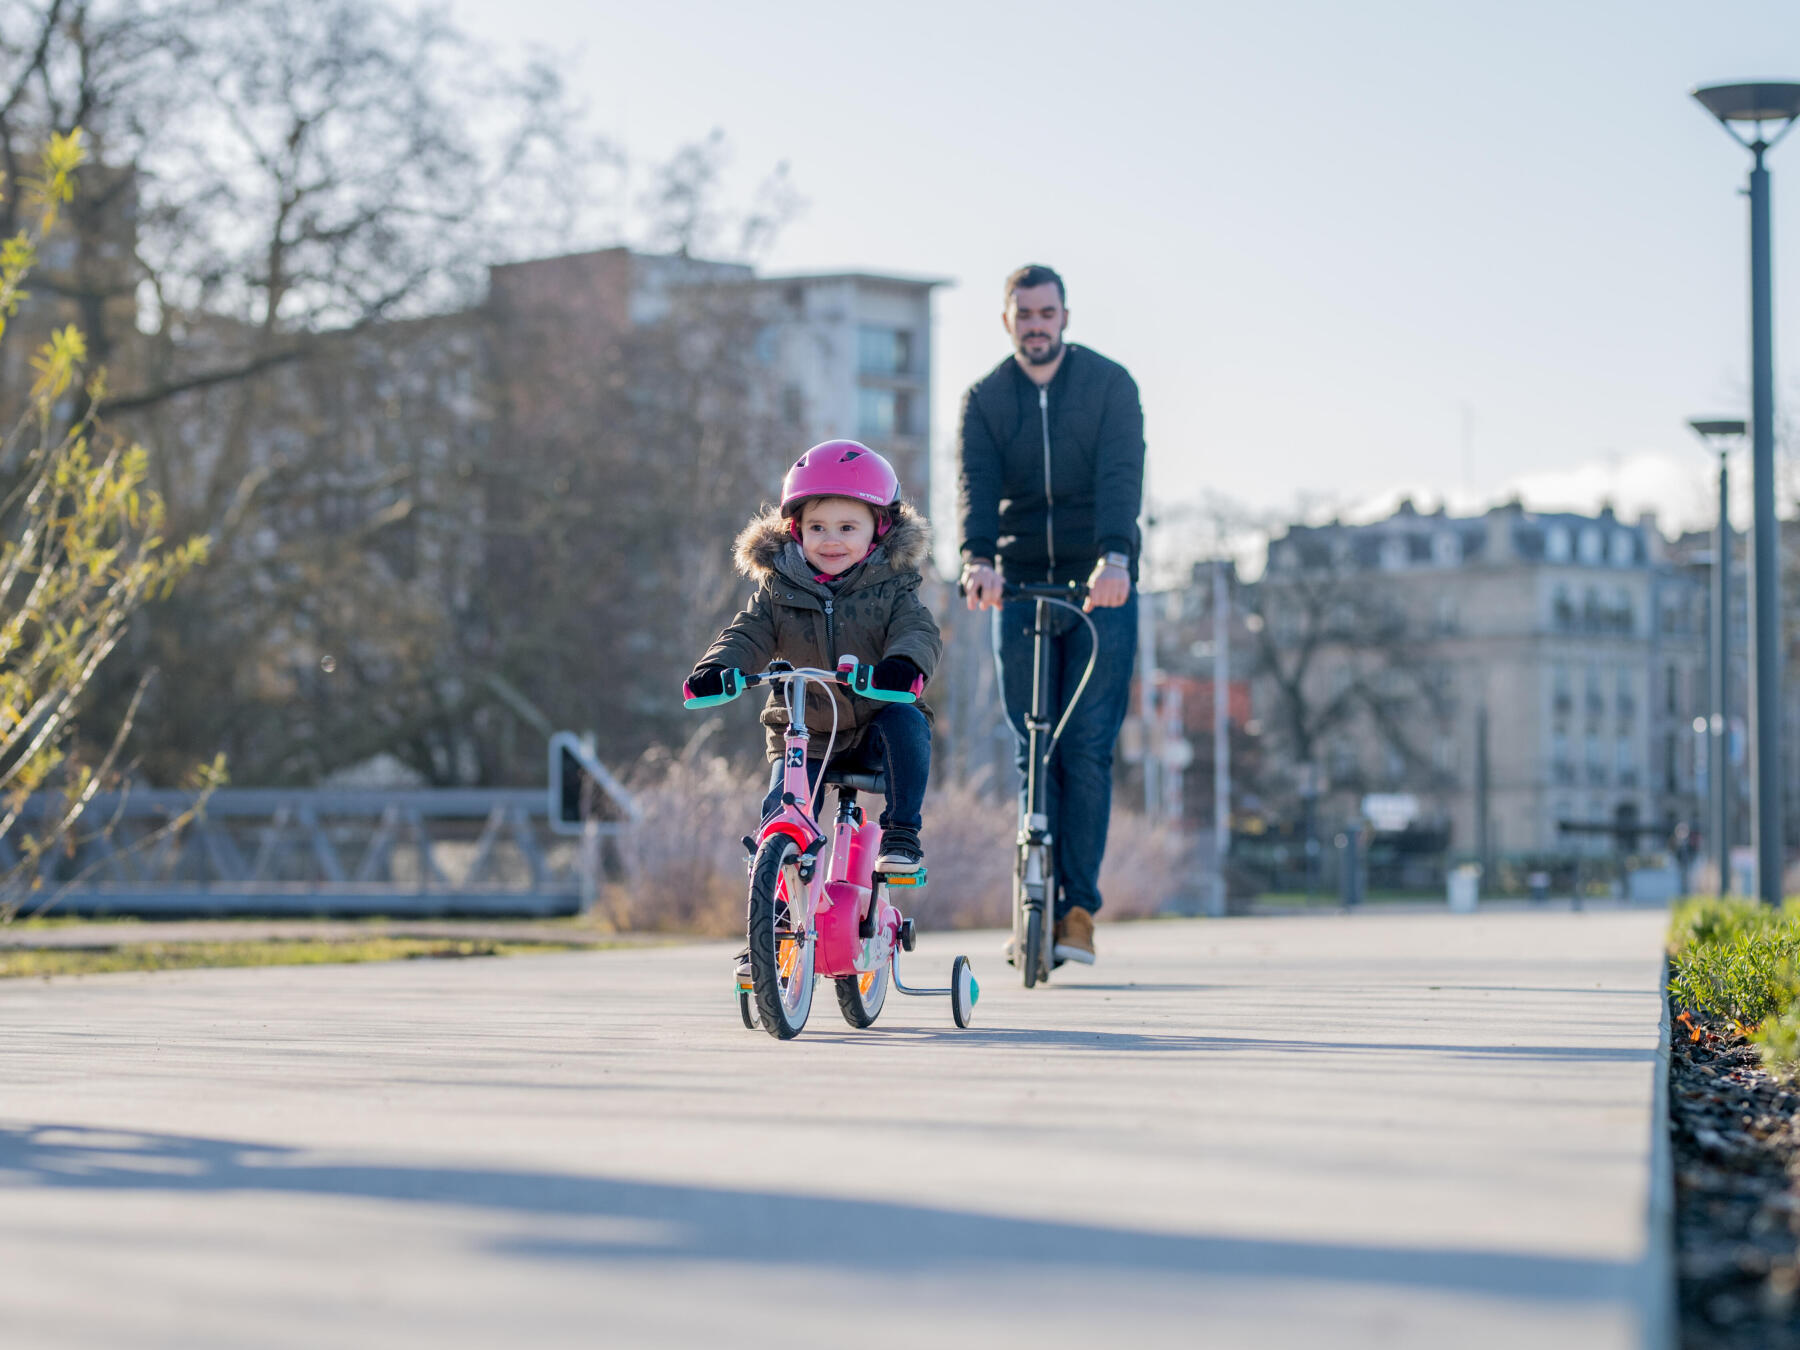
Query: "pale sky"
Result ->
[[450, 0, 1800, 553]]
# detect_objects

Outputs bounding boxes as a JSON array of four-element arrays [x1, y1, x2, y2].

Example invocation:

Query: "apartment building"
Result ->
[[1251, 500, 1708, 856]]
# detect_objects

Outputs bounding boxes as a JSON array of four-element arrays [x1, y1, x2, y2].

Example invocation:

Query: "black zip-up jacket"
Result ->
[[956, 343, 1146, 584]]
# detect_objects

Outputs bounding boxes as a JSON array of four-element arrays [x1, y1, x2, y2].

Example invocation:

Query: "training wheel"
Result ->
[[737, 988, 757, 1029], [951, 955, 977, 1028]]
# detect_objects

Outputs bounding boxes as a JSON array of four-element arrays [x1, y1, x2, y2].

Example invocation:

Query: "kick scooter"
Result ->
[[1001, 580, 1098, 988]]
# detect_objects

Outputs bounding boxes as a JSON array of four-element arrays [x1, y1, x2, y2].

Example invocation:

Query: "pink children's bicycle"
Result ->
[[684, 655, 977, 1040]]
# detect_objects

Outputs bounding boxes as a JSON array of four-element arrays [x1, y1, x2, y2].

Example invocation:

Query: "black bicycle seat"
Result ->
[[821, 769, 886, 793]]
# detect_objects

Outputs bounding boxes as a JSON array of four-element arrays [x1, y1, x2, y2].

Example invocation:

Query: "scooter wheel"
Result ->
[[951, 955, 978, 1029]]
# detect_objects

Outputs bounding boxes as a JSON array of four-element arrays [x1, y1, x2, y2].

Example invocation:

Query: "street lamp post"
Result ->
[[1693, 81, 1800, 905], [1689, 417, 1745, 897]]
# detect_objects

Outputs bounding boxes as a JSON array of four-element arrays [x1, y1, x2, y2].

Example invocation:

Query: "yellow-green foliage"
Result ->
[[0, 131, 213, 916], [1669, 896, 1800, 1077]]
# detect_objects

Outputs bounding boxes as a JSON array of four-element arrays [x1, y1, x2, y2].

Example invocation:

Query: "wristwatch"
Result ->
[[1102, 552, 1130, 571]]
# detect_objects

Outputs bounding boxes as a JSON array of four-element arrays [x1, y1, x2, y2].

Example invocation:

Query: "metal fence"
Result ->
[[7, 789, 618, 918]]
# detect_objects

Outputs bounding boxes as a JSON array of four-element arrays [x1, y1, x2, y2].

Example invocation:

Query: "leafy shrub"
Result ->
[[1668, 896, 1800, 1077]]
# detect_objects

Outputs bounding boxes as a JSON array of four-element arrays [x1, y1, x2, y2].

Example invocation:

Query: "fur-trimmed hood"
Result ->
[[732, 500, 932, 585]]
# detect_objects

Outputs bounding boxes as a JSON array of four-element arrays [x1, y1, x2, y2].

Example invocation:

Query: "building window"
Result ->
[[1585, 730, 1606, 784], [857, 386, 913, 437], [1585, 662, 1604, 718], [857, 325, 915, 375], [1433, 593, 1457, 632], [1610, 531, 1636, 566], [1616, 666, 1635, 720], [1580, 527, 1604, 563], [1552, 583, 1573, 630], [1552, 730, 1573, 784], [1616, 735, 1637, 788], [1380, 535, 1407, 570], [1432, 532, 1459, 566], [1547, 526, 1572, 562], [1552, 664, 1572, 717]]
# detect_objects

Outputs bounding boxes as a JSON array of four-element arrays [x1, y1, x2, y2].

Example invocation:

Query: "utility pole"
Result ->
[[1475, 703, 1492, 880], [1211, 558, 1231, 917]]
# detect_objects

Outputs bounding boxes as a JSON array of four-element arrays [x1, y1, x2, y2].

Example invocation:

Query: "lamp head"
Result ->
[[1689, 418, 1747, 439], [1693, 82, 1800, 125]]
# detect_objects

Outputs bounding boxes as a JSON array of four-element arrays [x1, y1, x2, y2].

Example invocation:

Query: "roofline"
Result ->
[[759, 269, 954, 290]]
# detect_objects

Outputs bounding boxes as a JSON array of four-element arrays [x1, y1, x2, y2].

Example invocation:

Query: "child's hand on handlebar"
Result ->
[[684, 666, 748, 707], [686, 666, 731, 699], [871, 656, 921, 692]]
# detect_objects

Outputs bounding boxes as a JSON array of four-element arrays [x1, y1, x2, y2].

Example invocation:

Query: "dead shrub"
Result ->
[[605, 742, 1190, 935]]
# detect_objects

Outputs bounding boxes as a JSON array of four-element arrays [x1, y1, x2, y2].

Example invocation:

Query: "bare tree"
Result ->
[[1249, 517, 1456, 816]]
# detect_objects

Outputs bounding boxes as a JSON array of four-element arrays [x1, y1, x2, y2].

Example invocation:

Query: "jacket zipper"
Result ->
[[823, 597, 836, 662], [1039, 384, 1056, 581]]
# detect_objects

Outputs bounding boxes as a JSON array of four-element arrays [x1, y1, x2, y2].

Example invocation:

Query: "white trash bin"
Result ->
[[1447, 864, 1480, 913]]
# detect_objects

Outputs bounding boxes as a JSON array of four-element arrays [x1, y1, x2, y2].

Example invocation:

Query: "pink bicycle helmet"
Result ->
[[781, 440, 901, 536]]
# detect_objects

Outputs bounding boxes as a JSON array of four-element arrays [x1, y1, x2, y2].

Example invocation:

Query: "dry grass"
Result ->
[[0, 937, 587, 980], [603, 744, 1191, 937]]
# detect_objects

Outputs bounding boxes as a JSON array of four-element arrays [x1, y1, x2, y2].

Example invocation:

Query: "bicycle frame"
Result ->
[[753, 666, 897, 981], [682, 657, 978, 1034]]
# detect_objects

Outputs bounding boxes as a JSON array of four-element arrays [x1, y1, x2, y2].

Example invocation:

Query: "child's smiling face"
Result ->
[[798, 496, 878, 575]]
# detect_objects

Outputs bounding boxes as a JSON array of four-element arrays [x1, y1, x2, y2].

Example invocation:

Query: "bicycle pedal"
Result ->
[[879, 867, 927, 888]]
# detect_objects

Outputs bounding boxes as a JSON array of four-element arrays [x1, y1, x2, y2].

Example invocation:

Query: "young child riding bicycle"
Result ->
[[687, 441, 941, 877]]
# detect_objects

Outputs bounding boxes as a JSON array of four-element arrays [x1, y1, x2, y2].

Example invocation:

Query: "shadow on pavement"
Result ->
[[794, 1025, 1656, 1062], [1, 1122, 1640, 1306]]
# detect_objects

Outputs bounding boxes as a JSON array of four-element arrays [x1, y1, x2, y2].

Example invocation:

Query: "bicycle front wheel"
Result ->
[[748, 835, 814, 1039]]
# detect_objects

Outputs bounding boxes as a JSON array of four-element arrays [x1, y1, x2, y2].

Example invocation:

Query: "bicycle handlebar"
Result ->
[[682, 659, 919, 710]]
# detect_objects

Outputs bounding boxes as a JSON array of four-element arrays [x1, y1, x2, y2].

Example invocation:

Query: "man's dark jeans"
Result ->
[[760, 701, 930, 831], [993, 590, 1137, 917]]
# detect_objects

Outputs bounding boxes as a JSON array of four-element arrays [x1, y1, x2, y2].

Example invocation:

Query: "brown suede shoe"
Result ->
[[1053, 907, 1096, 965]]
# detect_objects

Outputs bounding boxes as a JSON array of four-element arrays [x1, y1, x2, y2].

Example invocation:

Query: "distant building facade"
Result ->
[[1249, 500, 1708, 858]]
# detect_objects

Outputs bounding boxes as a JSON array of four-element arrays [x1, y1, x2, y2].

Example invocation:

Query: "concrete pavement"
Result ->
[[0, 910, 1669, 1349]]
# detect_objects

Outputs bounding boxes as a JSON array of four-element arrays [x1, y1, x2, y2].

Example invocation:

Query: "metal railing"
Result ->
[[6, 789, 619, 918]]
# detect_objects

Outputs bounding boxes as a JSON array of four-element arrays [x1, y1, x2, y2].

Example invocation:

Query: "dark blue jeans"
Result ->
[[760, 701, 930, 831], [994, 590, 1138, 917]]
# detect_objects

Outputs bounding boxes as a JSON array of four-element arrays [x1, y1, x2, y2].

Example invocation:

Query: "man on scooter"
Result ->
[[957, 263, 1145, 965]]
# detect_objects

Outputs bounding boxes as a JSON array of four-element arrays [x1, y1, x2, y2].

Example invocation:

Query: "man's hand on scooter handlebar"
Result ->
[[1084, 556, 1132, 612], [959, 558, 1003, 611]]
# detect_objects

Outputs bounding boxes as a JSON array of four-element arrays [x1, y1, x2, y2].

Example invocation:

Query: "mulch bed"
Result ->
[[1673, 1011, 1800, 1348]]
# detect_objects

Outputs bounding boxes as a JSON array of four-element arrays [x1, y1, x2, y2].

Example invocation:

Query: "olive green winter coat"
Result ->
[[698, 502, 942, 760]]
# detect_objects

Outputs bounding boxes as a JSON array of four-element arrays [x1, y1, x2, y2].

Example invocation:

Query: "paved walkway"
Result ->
[[0, 910, 1669, 1349]]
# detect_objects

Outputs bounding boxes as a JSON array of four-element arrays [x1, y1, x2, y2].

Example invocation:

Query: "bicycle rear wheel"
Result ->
[[748, 835, 813, 1039], [835, 958, 888, 1027]]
